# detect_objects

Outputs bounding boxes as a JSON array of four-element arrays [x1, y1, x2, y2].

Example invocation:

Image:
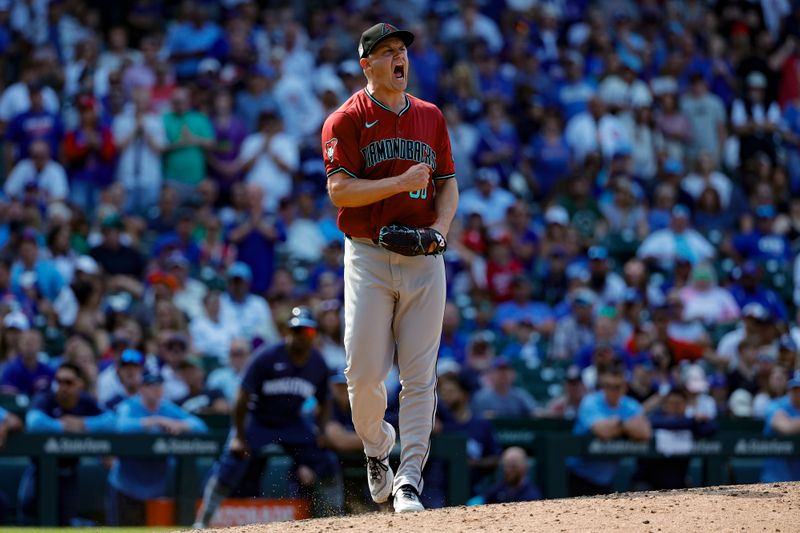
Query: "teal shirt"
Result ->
[[163, 110, 215, 185]]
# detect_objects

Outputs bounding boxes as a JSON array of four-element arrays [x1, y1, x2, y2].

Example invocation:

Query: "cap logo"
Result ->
[[381, 23, 398, 35]]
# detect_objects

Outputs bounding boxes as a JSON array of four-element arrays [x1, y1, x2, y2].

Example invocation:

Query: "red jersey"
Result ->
[[321, 89, 456, 239]]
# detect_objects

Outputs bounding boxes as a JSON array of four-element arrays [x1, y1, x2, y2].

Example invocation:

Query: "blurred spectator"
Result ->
[[219, 262, 279, 345], [484, 234, 522, 303], [637, 205, 715, 271], [90, 214, 146, 278], [440, 302, 468, 364], [550, 288, 596, 361], [557, 52, 595, 121], [527, 112, 571, 199], [112, 86, 166, 214], [760, 371, 800, 482], [154, 331, 190, 402], [4, 139, 68, 203], [715, 303, 773, 368], [235, 66, 276, 133], [633, 386, 716, 490], [0, 311, 28, 374], [438, 371, 500, 496], [99, 348, 145, 411], [557, 173, 602, 246], [463, 330, 497, 384], [63, 95, 116, 212], [168, 251, 206, 320], [539, 205, 578, 258], [730, 261, 788, 323], [458, 168, 515, 228], [0, 329, 52, 397], [503, 200, 538, 269], [189, 289, 241, 363], [629, 93, 660, 182], [654, 83, 692, 162], [681, 153, 733, 210], [162, 86, 215, 199], [442, 4, 503, 55], [207, 89, 247, 204], [777, 334, 798, 373], [731, 71, 780, 165], [544, 365, 586, 419], [99, 26, 140, 73], [565, 95, 629, 163], [732, 204, 791, 265], [4, 81, 63, 171], [626, 360, 658, 406], [284, 184, 327, 265], [585, 245, 627, 305], [473, 446, 541, 505], [680, 73, 727, 166], [753, 365, 790, 418], [648, 184, 677, 232], [176, 356, 228, 415], [236, 109, 299, 213], [568, 362, 652, 496], [165, 3, 221, 81], [107, 371, 207, 526], [21, 362, 116, 525], [323, 371, 362, 453], [322, 369, 367, 512], [678, 263, 740, 327], [493, 276, 553, 336], [226, 184, 286, 295], [599, 179, 649, 245], [207, 338, 249, 404], [11, 228, 65, 302], [272, 59, 325, 140], [0, 68, 60, 126], [727, 339, 763, 396], [0, 404, 22, 448], [316, 300, 345, 370], [443, 104, 479, 189], [783, 92, 800, 192], [471, 357, 536, 419], [683, 364, 718, 421]]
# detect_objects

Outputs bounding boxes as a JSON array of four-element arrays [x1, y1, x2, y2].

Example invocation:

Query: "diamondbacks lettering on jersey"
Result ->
[[361, 138, 437, 170], [261, 376, 316, 398]]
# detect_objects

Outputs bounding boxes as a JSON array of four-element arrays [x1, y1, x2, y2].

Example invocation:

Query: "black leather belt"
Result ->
[[345, 234, 380, 245]]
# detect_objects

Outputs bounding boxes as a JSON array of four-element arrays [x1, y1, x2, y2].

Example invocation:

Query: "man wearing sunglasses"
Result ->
[[567, 362, 652, 496], [20, 362, 116, 525], [195, 306, 341, 527]]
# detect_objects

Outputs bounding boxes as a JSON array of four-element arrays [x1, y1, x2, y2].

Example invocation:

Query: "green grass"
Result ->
[[1, 528, 177, 532]]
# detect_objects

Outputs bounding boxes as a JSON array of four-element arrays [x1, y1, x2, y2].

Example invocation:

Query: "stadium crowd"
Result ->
[[0, 0, 800, 525]]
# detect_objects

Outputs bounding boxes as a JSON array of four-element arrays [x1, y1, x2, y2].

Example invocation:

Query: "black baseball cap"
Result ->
[[358, 23, 414, 59]]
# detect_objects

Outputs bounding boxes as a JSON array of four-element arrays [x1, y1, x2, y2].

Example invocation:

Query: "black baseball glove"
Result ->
[[378, 223, 447, 256]]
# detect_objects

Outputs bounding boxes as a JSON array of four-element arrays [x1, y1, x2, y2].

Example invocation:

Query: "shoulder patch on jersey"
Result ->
[[325, 138, 338, 163]]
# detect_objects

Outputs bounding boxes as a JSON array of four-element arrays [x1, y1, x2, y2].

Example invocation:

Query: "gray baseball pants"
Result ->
[[343, 236, 446, 494]]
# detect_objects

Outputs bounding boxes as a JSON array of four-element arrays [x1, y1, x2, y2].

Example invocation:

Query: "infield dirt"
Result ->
[[185, 482, 800, 532]]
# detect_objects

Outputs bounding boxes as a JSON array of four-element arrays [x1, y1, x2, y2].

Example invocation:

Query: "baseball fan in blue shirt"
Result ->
[[761, 371, 800, 482], [568, 362, 652, 496], [106, 370, 207, 526]]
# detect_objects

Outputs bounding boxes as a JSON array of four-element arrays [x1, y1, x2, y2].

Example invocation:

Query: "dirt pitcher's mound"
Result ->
[[190, 482, 800, 532]]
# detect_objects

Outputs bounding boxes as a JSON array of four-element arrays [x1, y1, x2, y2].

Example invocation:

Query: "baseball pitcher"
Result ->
[[321, 22, 459, 513]]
